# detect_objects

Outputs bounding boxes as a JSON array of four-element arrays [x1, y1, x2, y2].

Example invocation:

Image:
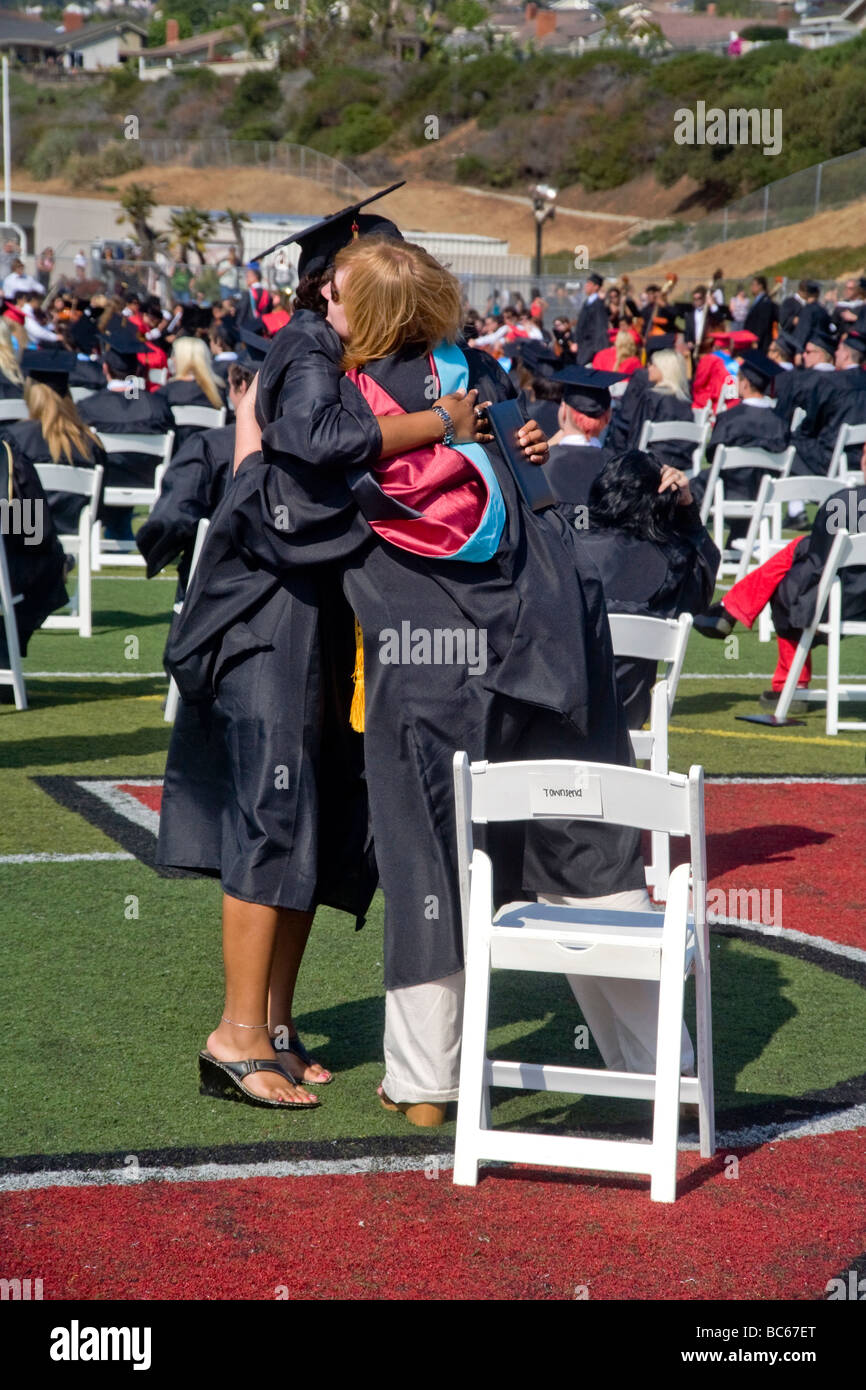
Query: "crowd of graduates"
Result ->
[[3, 199, 866, 1121]]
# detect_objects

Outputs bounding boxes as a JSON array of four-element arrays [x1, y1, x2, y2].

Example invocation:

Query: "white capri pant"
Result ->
[[382, 888, 694, 1104]]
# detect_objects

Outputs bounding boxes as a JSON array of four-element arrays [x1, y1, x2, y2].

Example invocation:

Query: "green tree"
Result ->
[[117, 184, 162, 260], [169, 206, 213, 265], [219, 207, 250, 258], [227, 4, 267, 58]]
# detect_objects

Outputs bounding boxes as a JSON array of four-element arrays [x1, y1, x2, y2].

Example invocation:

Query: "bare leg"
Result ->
[[268, 910, 333, 1083], [205, 895, 317, 1104]]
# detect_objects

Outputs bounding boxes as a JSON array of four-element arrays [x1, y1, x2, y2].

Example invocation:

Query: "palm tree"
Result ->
[[116, 183, 161, 261], [219, 207, 250, 260], [229, 5, 267, 58], [169, 207, 213, 266]]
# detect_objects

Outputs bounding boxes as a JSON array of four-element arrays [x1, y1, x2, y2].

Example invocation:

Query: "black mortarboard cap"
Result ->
[[556, 364, 625, 417], [843, 328, 866, 354], [586, 272, 604, 288], [804, 280, 822, 297], [738, 348, 784, 390], [806, 326, 838, 356], [21, 347, 76, 395], [775, 329, 799, 359], [237, 327, 271, 364], [259, 181, 406, 278], [98, 326, 143, 373], [645, 333, 677, 355]]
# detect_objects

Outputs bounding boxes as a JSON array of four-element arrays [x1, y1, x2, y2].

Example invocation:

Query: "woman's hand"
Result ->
[[517, 419, 549, 467], [658, 464, 693, 507], [435, 388, 493, 445], [233, 372, 261, 475]]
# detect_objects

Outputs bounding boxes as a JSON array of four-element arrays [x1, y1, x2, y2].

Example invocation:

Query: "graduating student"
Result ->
[[0, 425, 67, 689], [224, 233, 664, 1120], [2, 350, 107, 537], [77, 327, 175, 541], [780, 280, 807, 335], [690, 350, 789, 523], [137, 362, 254, 601], [609, 341, 695, 472], [574, 272, 610, 365], [512, 339, 563, 438], [696, 445, 866, 712], [792, 282, 832, 357], [581, 450, 719, 727], [790, 328, 866, 479], [542, 366, 622, 515]]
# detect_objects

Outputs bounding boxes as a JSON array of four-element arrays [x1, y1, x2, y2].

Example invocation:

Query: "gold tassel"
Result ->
[[349, 615, 365, 732]]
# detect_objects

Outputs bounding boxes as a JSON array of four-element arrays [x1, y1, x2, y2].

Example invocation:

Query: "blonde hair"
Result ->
[[613, 328, 635, 370], [650, 349, 690, 401], [334, 237, 462, 371], [170, 336, 223, 409], [24, 379, 102, 465], [0, 319, 23, 386]]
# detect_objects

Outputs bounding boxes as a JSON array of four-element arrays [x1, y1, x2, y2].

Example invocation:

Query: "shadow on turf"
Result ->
[[705, 823, 831, 873], [12, 679, 167, 712], [3, 725, 170, 767]]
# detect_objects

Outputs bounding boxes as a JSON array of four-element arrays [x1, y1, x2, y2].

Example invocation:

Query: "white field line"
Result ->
[[0, 851, 135, 864], [3, 1104, 865, 1193], [23, 672, 166, 679], [75, 779, 161, 837]]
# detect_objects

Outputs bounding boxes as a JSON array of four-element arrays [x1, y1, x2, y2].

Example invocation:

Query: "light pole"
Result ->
[[530, 183, 557, 280]]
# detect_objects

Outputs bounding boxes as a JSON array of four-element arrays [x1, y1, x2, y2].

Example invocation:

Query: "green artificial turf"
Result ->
[[1, 571, 865, 1160]]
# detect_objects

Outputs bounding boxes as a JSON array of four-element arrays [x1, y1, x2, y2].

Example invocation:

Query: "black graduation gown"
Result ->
[[579, 503, 720, 727], [0, 369, 22, 400], [691, 401, 789, 507], [543, 442, 612, 514], [772, 484, 866, 637], [626, 387, 695, 473], [218, 322, 643, 989], [791, 369, 866, 477], [607, 368, 649, 455], [77, 388, 176, 489], [136, 424, 235, 600], [163, 379, 226, 451], [779, 294, 802, 333], [0, 439, 67, 661], [158, 312, 380, 922], [792, 301, 831, 354], [773, 366, 811, 427], [743, 295, 778, 354], [0, 420, 107, 536], [575, 296, 610, 366]]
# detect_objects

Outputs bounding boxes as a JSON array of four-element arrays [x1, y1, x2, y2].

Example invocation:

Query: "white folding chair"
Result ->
[[789, 405, 807, 434], [170, 405, 227, 431], [692, 402, 712, 430], [715, 376, 738, 417], [608, 612, 693, 901], [0, 399, 29, 423], [91, 430, 175, 570], [734, 475, 845, 642], [762, 529, 866, 734], [828, 422, 866, 483], [452, 756, 714, 1203], [639, 418, 710, 477], [0, 525, 27, 709], [164, 516, 210, 724], [69, 386, 97, 404], [699, 445, 794, 581], [35, 463, 103, 638]]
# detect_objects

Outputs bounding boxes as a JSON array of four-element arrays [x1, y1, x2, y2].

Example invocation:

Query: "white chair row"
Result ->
[[452, 753, 714, 1203], [36, 463, 104, 639], [699, 444, 795, 583]]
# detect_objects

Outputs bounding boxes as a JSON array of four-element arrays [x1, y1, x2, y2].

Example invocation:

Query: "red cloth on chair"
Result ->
[[723, 537, 812, 690]]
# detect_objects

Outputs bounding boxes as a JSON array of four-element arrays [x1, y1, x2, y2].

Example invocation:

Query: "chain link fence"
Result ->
[[135, 139, 367, 198]]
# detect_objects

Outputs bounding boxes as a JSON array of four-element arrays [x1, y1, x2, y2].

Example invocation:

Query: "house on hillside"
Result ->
[[0, 13, 66, 63], [127, 16, 297, 80], [790, 0, 866, 46], [56, 14, 148, 70]]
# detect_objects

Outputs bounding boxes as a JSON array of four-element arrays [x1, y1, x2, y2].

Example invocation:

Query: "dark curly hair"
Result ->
[[588, 449, 682, 545], [292, 269, 330, 315]]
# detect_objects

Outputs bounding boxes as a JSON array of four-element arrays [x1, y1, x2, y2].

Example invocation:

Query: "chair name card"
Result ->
[[529, 772, 603, 818]]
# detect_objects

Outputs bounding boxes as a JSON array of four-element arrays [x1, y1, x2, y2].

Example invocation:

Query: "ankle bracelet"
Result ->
[[221, 1016, 269, 1029]]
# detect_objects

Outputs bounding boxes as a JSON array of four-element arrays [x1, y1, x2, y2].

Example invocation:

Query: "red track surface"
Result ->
[[3, 1132, 865, 1300]]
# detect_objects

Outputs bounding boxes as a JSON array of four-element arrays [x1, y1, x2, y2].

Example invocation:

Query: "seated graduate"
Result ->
[[580, 448, 720, 727], [64, 308, 105, 390], [76, 326, 175, 542], [695, 442, 866, 714], [164, 336, 226, 445], [1, 349, 108, 537], [690, 349, 790, 524], [208, 325, 239, 381], [0, 319, 23, 398], [607, 336, 694, 471], [769, 329, 811, 427], [790, 327, 866, 481], [137, 361, 254, 601], [0, 392, 68, 691], [542, 365, 623, 515]]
